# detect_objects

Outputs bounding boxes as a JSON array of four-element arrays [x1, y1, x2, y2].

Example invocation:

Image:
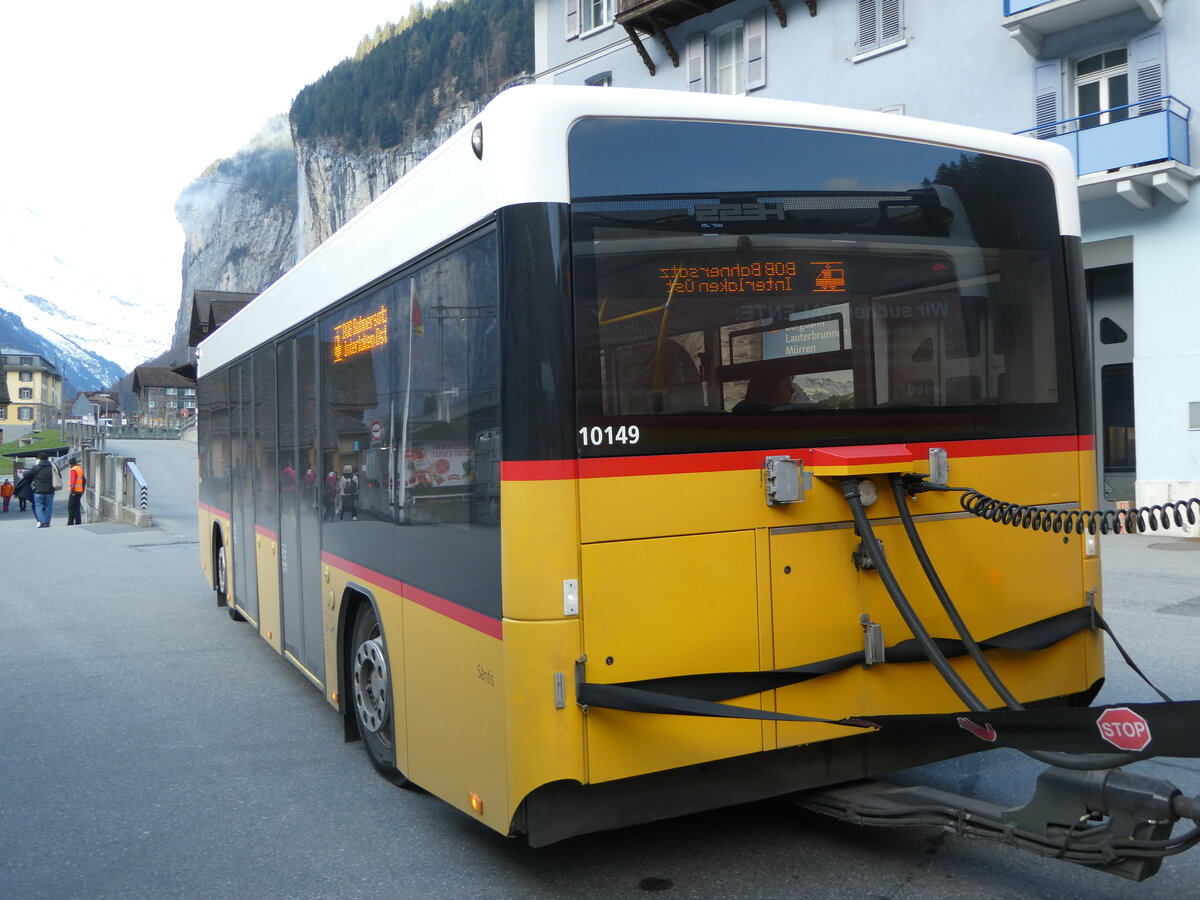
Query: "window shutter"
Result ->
[[745, 9, 767, 91], [1033, 59, 1063, 138], [880, 0, 902, 46], [1132, 30, 1166, 115], [857, 0, 877, 50], [566, 0, 580, 40], [686, 33, 707, 92]]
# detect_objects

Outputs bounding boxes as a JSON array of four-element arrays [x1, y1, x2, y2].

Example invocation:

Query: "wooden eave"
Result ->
[[616, 0, 813, 75]]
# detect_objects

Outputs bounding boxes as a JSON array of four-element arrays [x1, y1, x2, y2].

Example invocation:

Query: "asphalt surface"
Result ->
[[2, 439, 1199, 899]]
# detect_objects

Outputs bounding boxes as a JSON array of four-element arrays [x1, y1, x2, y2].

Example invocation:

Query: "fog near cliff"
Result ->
[[172, 117, 300, 346]]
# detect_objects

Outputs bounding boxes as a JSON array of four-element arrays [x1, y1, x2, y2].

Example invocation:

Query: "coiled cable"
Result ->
[[884, 475, 1145, 770], [957, 489, 1200, 535]]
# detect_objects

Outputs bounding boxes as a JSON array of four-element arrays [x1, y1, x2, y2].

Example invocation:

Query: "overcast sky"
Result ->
[[0, 1, 411, 314]]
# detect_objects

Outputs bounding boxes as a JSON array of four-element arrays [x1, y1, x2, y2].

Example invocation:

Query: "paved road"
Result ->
[[2, 439, 1199, 898]]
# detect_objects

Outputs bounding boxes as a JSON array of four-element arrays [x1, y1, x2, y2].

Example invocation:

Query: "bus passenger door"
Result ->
[[276, 330, 325, 683], [230, 361, 258, 621]]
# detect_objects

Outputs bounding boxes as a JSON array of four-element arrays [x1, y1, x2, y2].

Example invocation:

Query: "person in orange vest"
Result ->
[[0, 477, 12, 513], [67, 456, 86, 526]]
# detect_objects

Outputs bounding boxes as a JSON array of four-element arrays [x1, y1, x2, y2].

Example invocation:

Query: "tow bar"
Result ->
[[793, 766, 1200, 882]]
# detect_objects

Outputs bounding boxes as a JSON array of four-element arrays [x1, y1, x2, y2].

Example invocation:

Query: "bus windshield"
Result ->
[[569, 118, 1079, 457]]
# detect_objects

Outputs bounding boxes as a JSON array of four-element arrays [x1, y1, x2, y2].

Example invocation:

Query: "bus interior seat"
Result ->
[[620, 341, 705, 413]]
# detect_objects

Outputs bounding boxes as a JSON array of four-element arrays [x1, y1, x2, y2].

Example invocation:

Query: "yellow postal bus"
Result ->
[[197, 85, 1108, 848]]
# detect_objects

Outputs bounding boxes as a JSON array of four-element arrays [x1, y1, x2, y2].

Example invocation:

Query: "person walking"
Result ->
[[13, 469, 34, 512], [338, 465, 359, 521], [29, 452, 58, 528], [0, 478, 12, 512], [67, 456, 86, 526]]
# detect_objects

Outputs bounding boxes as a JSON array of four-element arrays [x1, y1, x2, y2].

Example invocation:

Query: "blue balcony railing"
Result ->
[[1004, 0, 1052, 14], [1016, 96, 1190, 178]]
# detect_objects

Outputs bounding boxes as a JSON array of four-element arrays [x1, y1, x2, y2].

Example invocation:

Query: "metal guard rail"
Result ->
[[1016, 95, 1190, 139], [124, 461, 149, 512]]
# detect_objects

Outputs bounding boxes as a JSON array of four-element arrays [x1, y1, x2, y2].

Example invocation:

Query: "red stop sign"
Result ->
[[1096, 707, 1152, 752]]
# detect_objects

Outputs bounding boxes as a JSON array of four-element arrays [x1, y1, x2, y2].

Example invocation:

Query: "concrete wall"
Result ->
[[78, 447, 152, 528]]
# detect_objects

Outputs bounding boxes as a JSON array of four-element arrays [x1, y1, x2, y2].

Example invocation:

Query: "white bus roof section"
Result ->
[[198, 85, 1080, 375]]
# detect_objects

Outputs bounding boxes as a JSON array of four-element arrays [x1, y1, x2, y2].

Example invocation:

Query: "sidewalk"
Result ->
[[0, 439, 203, 591]]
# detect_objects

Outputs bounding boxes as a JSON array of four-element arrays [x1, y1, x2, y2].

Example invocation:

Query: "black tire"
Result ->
[[214, 537, 228, 599], [214, 534, 245, 621], [350, 602, 408, 785]]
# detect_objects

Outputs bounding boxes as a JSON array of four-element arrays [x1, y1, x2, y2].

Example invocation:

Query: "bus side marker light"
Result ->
[[563, 579, 579, 616], [469, 792, 484, 815]]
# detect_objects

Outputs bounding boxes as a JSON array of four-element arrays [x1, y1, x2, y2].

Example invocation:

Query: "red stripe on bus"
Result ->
[[255, 524, 278, 540], [500, 458, 579, 481], [501, 435, 1093, 481], [321, 552, 503, 641], [199, 502, 229, 518]]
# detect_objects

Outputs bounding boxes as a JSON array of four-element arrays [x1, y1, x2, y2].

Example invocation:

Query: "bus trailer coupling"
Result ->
[[792, 766, 1200, 882]]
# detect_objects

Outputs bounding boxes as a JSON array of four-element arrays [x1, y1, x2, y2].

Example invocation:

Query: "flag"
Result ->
[[411, 281, 425, 338]]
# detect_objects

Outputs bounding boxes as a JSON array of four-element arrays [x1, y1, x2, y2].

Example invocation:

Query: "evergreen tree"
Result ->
[[291, 0, 532, 153]]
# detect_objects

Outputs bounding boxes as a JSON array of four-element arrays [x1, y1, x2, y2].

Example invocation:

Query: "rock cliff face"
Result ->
[[174, 104, 482, 349], [173, 117, 299, 347], [296, 104, 478, 253]]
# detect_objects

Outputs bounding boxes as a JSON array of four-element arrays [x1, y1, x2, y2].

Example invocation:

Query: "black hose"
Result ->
[[888, 475, 1023, 710], [842, 477, 980, 708], [846, 476, 1143, 770]]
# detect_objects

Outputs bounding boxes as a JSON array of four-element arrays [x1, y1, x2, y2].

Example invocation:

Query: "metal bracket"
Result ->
[[852, 537, 881, 571], [861, 614, 885, 668], [765, 455, 810, 506], [575, 656, 588, 713], [928, 447, 949, 487]]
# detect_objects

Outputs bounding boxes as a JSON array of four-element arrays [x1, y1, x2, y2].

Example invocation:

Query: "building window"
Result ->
[[19, 371, 32, 382], [19, 356, 32, 366], [18, 406, 33, 420], [0, 407, 7, 420], [1075, 49, 1129, 129], [856, 0, 904, 58], [714, 24, 744, 95], [565, 0, 611, 39], [686, 9, 767, 95], [583, 0, 611, 32], [1034, 31, 1165, 138], [18, 388, 33, 400]]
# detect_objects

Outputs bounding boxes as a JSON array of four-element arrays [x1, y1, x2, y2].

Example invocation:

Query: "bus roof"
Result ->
[[197, 85, 1079, 375]]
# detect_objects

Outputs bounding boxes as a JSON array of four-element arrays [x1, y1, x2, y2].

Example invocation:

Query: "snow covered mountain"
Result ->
[[0, 202, 174, 390]]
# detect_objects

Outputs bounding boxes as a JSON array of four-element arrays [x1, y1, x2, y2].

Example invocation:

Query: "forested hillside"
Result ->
[[290, 0, 533, 152]]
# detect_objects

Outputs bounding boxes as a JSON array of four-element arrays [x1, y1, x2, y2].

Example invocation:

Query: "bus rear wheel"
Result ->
[[214, 536, 245, 621], [214, 540, 227, 600], [351, 603, 408, 786]]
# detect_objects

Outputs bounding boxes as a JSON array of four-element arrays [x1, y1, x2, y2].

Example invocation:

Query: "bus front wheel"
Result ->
[[351, 603, 408, 786]]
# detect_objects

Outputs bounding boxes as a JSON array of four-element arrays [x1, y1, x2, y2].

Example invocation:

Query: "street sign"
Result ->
[[370, 420, 383, 441], [1096, 707, 1152, 751]]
